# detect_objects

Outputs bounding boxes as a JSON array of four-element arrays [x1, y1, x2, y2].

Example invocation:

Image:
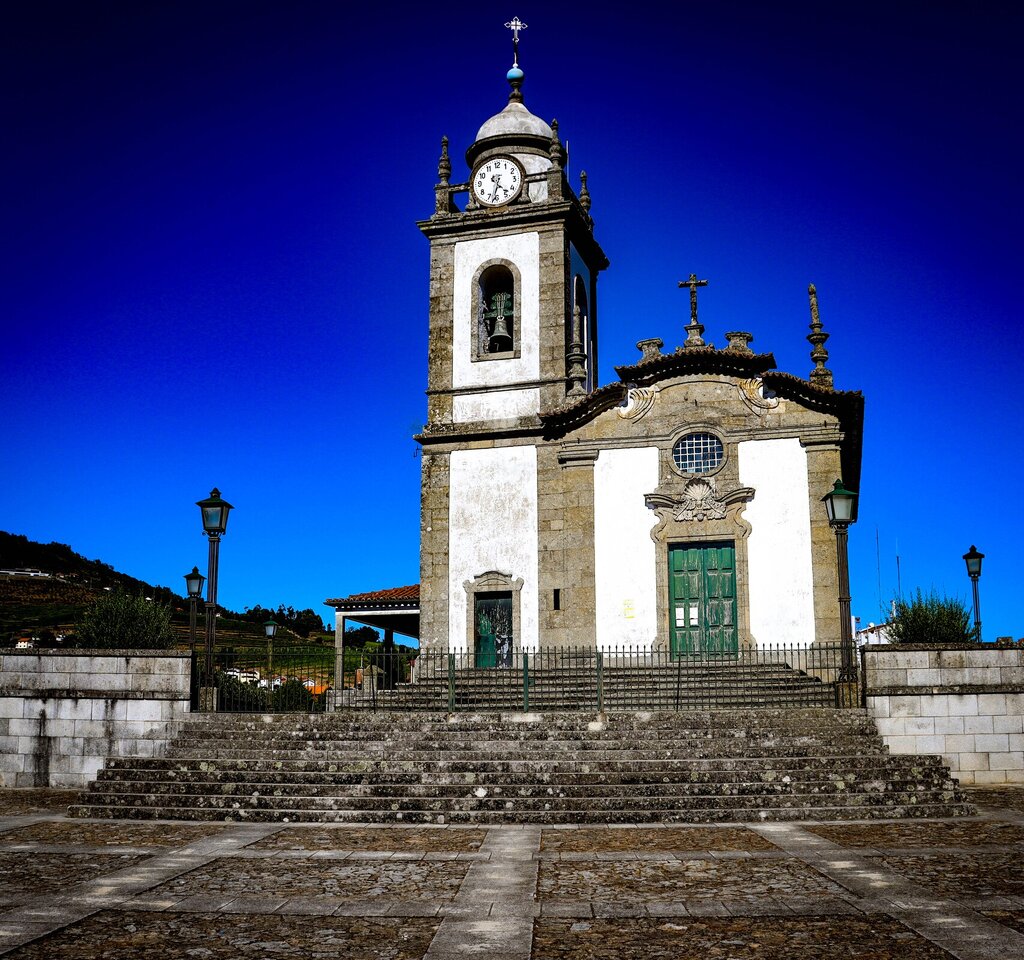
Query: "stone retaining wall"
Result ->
[[864, 644, 1024, 785], [0, 649, 191, 788]]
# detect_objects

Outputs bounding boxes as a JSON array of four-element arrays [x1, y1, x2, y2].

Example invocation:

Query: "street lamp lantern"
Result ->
[[197, 488, 233, 535], [196, 487, 233, 699], [184, 566, 205, 599], [822, 479, 858, 526], [822, 478, 858, 690], [183, 565, 206, 676], [264, 619, 279, 639], [963, 545, 984, 579], [963, 545, 984, 642]]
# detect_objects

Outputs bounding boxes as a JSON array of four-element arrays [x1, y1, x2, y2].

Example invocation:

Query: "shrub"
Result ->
[[888, 589, 977, 645], [214, 672, 270, 711], [75, 590, 175, 649], [271, 678, 315, 712]]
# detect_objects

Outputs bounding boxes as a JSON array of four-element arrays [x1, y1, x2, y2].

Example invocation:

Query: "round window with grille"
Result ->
[[672, 432, 724, 474]]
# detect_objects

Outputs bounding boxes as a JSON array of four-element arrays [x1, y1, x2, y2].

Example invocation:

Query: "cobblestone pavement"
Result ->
[[1, 787, 1024, 959]]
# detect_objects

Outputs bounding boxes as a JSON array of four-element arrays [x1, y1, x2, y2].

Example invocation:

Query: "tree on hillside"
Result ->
[[343, 625, 380, 646], [75, 590, 175, 650], [240, 603, 327, 637]]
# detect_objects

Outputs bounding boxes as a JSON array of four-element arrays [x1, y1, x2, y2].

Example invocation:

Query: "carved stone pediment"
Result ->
[[645, 476, 755, 541], [464, 570, 523, 593]]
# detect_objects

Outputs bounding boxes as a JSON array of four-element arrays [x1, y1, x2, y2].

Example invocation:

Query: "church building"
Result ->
[[330, 37, 863, 666]]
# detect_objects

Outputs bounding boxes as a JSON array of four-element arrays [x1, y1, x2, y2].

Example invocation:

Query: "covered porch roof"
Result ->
[[325, 584, 420, 640]]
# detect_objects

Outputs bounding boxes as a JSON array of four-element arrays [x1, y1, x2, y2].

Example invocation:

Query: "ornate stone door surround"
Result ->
[[463, 570, 525, 658], [646, 472, 755, 653]]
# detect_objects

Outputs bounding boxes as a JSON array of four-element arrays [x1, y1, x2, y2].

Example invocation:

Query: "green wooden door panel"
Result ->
[[475, 593, 512, 668], [669, 543, 738, 656]]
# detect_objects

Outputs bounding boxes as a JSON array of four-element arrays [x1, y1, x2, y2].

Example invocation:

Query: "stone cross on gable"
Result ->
[[679, 273, 708, 324], [505, 16, 527, 66], [678, 273, 709, 348]]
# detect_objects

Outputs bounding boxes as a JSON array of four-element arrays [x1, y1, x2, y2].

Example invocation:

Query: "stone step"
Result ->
[[96, 762, 941, 786], [82, 776, 957, 801], [68, 800, 975, 824], [71, 788, 965, 816], [366, 694, 838, 710], [162, 745, 889, 762], [172, 722, 877, 740], [178, 707, 872, 727], [102, 753, 944, 775]]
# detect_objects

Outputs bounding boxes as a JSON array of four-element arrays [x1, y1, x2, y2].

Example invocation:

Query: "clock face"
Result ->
[[472, 157, 524, 206]]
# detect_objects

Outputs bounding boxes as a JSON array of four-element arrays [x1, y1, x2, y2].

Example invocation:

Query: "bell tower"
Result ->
[[417, 35, 608, 431]]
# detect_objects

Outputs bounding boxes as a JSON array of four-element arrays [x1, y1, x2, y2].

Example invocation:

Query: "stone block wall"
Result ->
[[0, 650, 191, 789], [864, 645, 1024, 785]]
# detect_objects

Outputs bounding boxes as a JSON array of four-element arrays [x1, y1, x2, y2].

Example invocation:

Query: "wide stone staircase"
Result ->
[[70, 709, 974, 823], [369, 658, 839, 711]]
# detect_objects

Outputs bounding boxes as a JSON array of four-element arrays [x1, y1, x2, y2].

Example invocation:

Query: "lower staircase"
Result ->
[[70, 709, 974, 823]]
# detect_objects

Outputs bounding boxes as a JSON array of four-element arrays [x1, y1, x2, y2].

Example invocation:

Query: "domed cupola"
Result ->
[[465, 29, 559, 201]]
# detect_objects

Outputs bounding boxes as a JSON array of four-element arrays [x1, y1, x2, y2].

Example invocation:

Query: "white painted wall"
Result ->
[[453, 233, 539, 390], [452, 388, 540, 424], [518, 154, 550, 202], [449, 446, 539, 652], [594, 447, 659, 650], [738, 438, 816, 647]]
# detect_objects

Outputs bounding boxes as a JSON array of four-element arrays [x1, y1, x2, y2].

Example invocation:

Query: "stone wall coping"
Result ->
[[868, 685, 1024, 697], [0, 649, 190, 658], [863, 643, 997, 652], [0, 687, 189, 701]]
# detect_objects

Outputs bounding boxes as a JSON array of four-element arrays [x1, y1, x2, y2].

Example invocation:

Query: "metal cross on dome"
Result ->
[[505, 16, 527, 67]]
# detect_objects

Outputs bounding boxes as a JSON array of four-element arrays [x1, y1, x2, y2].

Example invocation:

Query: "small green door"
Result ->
[[475, 592, 513, 668], [669, 543, 738, 655]]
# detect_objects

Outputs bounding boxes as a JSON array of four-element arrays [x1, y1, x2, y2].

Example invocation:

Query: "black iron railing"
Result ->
[[193, 642, 860, 713]]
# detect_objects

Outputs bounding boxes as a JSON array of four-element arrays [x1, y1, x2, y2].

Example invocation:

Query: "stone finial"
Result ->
[[434, 136, 452, 217], [725, 331, 754, 355], [806, 283, 834, 388], [437, 136, 451, 185], [579, 170, 591, 213], [549, 119, 565, 168], [636, 338, 664, 362], [565, 303, 587, 397]]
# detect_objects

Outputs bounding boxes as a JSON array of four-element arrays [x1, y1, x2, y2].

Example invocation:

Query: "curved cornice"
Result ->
[[614, 347, 777, 386]]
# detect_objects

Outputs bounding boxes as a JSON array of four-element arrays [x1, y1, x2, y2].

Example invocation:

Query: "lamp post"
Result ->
[[183, 565, 206, 658], [822, 479, 858, 685], [197, 488, 233, 684], [962, 545, 984, 642], [264, 618, 278, 687]]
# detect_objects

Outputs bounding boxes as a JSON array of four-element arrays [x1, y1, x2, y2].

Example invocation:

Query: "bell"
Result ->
[[489, 313, 512, 352]]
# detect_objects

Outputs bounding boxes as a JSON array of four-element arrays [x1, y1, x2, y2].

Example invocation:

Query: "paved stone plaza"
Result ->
[[2, 789, 1024, 959]]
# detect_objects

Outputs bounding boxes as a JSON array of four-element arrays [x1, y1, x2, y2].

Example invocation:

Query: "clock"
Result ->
[[471, 156, 524, 207]]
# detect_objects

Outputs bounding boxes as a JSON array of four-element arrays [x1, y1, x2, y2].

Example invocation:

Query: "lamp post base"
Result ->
[[835, 680, 859, 709], [198, 687, 218, 713]]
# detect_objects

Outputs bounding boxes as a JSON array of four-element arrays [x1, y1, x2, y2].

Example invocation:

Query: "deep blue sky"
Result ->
[[3, 2, 1021, 640]]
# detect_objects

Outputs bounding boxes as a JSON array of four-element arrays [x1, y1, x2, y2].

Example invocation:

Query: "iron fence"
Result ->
[[193, 641, 859, 713]]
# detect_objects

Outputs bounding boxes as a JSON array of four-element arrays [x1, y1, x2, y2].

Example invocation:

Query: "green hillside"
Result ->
[[0, 532, 329, 646]]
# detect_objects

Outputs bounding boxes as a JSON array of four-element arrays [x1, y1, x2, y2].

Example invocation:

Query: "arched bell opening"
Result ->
[[479, 264, 515, 356]]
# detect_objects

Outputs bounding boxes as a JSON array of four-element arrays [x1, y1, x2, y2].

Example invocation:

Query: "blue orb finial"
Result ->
[[507, 66, 524, 83]]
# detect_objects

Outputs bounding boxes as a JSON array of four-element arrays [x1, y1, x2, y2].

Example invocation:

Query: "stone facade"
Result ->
[[0, 650, 190, 788], [415, 69, 863, 656], [864, 645, 1024, 785]]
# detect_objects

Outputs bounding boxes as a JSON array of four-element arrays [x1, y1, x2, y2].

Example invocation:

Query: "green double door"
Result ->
[[669, 542, 738, 655]]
